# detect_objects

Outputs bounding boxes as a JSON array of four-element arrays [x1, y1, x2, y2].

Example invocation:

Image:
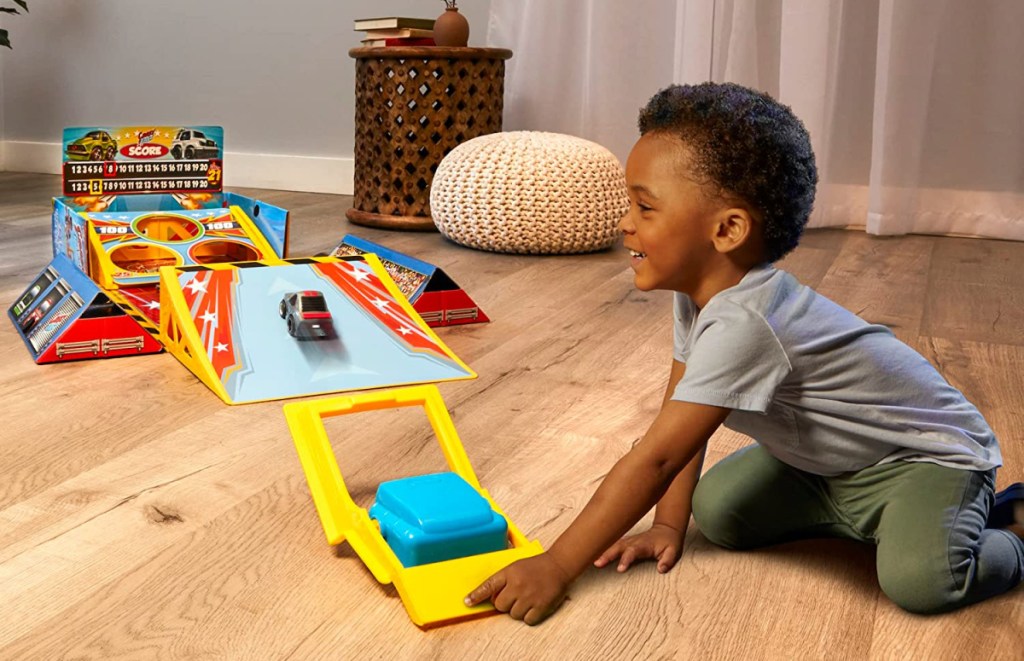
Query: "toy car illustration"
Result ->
[[19, 297, 54, 333], [66, 130, 118, 161], [279, 291, 334, 340], [171, 129, 219, 160]]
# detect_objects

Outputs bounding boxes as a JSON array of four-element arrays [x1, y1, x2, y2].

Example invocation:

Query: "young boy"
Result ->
[[465, 82, 1024, 625]]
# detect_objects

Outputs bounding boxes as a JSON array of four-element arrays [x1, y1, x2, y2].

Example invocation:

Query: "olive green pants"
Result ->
[[691, 445, 1024, 613]]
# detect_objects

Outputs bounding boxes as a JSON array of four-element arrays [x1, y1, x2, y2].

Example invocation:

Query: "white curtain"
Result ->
[[486, 0, 1024, 240]]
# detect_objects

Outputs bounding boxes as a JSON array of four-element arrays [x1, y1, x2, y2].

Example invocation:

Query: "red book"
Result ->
[[385, 37, 436, 46], [362, 37, 437, 47]]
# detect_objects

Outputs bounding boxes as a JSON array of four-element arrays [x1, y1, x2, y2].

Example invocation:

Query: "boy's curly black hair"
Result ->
[[638, 83, 818, 263]]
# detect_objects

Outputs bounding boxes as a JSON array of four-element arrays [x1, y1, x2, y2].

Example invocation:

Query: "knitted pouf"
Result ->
[[429, 131, 629, 254]]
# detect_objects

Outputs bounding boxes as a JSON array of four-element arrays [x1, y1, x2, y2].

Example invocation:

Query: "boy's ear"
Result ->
[[710, 207, 756, 254]]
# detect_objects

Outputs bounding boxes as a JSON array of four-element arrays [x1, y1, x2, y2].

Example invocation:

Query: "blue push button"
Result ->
[[369, 472, 509, 567]]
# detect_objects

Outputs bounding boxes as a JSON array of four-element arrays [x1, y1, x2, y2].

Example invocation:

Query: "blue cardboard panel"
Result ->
[[332, 234, 436, 302], [224, 191, 289, 259], [51, 198, 90, 272], [8, 254, 96, 358], [57, 193, 227, 214], [341, 234, 436, 277]]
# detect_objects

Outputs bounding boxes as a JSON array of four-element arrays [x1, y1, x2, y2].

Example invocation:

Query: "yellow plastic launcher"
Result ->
[[284, 385, 543, 628]]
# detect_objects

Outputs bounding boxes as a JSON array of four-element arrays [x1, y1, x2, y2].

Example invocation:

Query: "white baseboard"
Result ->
[[0, 140, 355, 195], [1, 140, 57, 174], [224, 151, 354, 195]]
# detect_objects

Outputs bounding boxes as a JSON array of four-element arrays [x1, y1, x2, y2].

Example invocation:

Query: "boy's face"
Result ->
[[619, 132, 724, 294]]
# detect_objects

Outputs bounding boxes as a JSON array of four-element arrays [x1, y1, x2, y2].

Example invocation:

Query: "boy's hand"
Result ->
[[465, 552, 572, 625], [593, 522, 685, 573]]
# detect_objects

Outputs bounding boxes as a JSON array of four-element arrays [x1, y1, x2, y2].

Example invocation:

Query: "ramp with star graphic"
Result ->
[[7, 254, 162, 364], [156, 255, 476, 405]]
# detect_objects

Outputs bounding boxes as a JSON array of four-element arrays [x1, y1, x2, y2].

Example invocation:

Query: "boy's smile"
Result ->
[[627, 247, 646, 266]]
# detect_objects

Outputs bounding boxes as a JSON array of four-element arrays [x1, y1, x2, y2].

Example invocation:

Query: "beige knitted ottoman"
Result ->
[[429, 131, 629, 254]]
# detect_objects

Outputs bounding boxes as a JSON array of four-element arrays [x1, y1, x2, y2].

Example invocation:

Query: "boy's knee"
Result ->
[[876, 556, 957, 615], [691, 483, 750, 550]]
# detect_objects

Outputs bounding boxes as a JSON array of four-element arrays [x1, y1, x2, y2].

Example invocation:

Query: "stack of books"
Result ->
[[354, 17, 436, 47]]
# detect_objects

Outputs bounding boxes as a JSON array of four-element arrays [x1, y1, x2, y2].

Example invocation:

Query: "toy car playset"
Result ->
[[11, 125, 516, 629], [9, 125, 289, 366], [10, 125, 478, 404]]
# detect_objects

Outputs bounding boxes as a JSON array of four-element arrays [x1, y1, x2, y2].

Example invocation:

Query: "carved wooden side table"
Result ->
[[347, 46, 513, 231]]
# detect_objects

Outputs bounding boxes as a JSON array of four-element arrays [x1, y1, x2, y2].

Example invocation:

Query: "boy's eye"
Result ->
[[638, 202, 653, 212]]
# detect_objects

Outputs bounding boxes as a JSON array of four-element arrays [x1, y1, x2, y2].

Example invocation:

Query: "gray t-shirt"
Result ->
[[672, 265, 1001, 476]]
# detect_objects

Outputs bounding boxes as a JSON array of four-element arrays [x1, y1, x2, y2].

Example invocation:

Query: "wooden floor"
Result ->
[[1, 172, 1021, 659]]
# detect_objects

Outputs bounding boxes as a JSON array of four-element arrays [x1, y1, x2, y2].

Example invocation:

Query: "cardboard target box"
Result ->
[[9, 125, 290, 364]]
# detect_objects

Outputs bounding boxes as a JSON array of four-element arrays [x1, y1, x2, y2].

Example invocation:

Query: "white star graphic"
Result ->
[[145, 301, 160, 310], [372, 298, 390, 309], [185, 278, 208, 294], [215, 342, 229, 352], [397, 326, 413, 336], [199, 310, 218, 325], [351, 269, 371, 282]]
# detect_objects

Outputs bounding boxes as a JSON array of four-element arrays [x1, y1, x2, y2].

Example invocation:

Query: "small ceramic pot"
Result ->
[[434, 7, 469, 47]]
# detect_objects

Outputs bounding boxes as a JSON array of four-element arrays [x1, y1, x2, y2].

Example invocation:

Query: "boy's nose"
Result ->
[[618, 212, 634, 233]]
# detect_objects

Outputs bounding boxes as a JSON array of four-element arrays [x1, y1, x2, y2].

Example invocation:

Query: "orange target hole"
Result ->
[[109, 244, 180, 273], [190, 240, 261, 265], [133, 214, 204, 243]]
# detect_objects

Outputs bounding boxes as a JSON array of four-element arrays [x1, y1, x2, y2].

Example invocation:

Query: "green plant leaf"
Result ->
[[2, 1, 26, 49]]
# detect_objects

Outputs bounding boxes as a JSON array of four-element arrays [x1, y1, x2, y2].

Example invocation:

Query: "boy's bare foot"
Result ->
[[989, 482, 1024, 540], [1008, 499, 1024, 540]]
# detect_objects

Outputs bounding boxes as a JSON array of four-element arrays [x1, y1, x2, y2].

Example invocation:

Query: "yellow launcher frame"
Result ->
[[284, 385, 543, 628]]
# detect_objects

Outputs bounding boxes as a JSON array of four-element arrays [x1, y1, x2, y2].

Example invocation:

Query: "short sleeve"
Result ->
[[672, 300, 792, 413], [673, 293, 697, 362]]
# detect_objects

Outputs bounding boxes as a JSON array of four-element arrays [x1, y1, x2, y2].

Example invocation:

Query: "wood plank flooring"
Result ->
[[0, 173, 1021, 659]]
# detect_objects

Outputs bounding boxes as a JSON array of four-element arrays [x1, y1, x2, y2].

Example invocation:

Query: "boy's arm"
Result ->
[[466, 381, 729, 624], [545, 392, 726, 579], [652, 360, 704, 532], [652, 446, 705, 530], [595, 359, 705, 571]]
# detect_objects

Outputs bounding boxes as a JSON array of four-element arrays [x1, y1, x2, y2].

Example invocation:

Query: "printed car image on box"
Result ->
[[65, 130, 119, 162], [170, 128, 219, 160]]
